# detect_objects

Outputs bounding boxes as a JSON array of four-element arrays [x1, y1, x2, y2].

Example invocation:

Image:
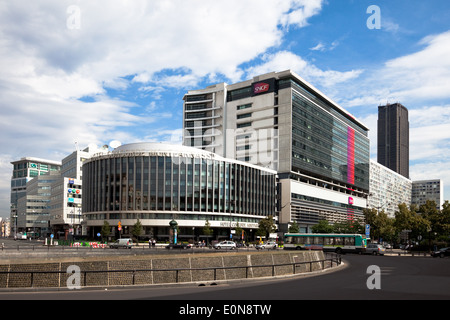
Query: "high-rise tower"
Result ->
[[377, 103, 409, 179]]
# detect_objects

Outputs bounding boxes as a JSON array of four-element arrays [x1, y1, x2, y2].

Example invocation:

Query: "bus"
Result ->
[[284, 233, 367, 254]]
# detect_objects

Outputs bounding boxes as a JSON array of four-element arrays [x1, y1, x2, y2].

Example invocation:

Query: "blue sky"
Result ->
[[1, 0, 450, 218]]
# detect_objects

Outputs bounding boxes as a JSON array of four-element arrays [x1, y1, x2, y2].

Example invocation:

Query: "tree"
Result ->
[[364, 208, 395, 242], [202, 219, 213, 245], [394, 203, 430, 243], [333, 220, 364, 234], [100, 220, 110, 242], [234, 222, 243, 242], [258, 215, 277, 240], [132, 219, 143, 245], [311, 220, 333, 233], [420, 200, 444, 235], [288, 221, 300, 233], [440, 201, 450, 235]]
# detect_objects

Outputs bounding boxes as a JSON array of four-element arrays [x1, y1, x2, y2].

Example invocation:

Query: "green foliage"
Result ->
[[364, 208, 395, 242], [257, 215, 277, 239], [311, 220, 334, 233], [305, 200, 450, 246], [100, 220, 110, 241], [131, 219, 143, 241], [288, 221, 300, 233], [202, 219, 213, 236], [362, 200, 450, 244], [311, 219, 364, 234]]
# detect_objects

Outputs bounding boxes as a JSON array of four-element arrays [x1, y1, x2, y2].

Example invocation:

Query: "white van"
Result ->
[[109, 238, 133, 249]]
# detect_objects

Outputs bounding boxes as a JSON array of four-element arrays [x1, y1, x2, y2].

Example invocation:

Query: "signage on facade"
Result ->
[[219, 221, 259, 228], [253, 82, 269, 94], [252, 78, 276, 96]]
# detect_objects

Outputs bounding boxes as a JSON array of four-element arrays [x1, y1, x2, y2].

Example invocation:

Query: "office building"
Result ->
[[377, 103, 409, 179], [49, 146, 100, 239], [16, 170, 61, 237], [10, 157, 61, 236], [183, 70, 371, 232], [82, 142, 277, 241], [412, 179, 444, 210], [368, 160, 412, 217]]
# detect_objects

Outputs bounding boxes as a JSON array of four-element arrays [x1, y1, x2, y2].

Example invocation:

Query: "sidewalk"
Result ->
[[384, 249, 430, 257]]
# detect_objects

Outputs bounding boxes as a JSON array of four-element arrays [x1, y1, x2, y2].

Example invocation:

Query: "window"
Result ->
[[237, 112, 252, 119], [236, 145, 251, 151], [237, 122, 252, 129], [236, 133, 252, 140], [237, 103, 252, 110]]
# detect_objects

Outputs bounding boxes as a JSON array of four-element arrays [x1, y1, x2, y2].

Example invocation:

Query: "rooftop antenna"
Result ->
[[74, 139, 79, 152]]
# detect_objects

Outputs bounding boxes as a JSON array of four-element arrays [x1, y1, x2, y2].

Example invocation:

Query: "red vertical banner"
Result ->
[[347, 127, 355, 226], [347, 127, 355, 185]]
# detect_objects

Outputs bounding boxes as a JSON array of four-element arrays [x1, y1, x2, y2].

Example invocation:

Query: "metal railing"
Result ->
[[0, 244, 283, 253], [0, 255, 341, 289]]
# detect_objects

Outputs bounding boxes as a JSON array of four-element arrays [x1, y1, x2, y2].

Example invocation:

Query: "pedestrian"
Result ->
[[152, 239, 156, 248], [149, 239, 152, 248]]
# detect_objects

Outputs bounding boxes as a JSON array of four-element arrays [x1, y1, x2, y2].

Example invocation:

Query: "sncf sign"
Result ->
[[253, 82, 270, 94], [251, 78, 275, 96]]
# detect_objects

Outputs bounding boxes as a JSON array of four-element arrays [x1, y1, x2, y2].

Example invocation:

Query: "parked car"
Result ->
[[256, 241, 278, 250], [431, 247, 450, 258], [109, 238, 133, 249], [365, 243, 385, 255], [213, 241, 236, 250]]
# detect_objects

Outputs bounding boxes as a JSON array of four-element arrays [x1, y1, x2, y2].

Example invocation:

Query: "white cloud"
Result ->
[[310, 42, 326, 51], [310, 40, 339, 52], [280, 0, 324, 28], [0, 0, 326, 218], [245, 51, 363, 87], [342, 30, 450, 108], [409, 105, 450, 162]]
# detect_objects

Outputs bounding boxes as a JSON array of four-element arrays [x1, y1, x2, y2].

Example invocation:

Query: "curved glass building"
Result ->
[[82, 143, 277, 241]]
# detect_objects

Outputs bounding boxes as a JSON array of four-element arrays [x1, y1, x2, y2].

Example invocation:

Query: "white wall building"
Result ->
[[368, 159, 412, 217], [49, 145, 106, 238]]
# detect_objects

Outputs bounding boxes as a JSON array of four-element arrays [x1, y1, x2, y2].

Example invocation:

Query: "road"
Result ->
[[1, 254, 449, 301]]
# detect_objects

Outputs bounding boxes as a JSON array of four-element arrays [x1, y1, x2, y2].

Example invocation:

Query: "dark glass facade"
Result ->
[[287, 79, 370, 192], [377, 103, 409, 179], [82, 145, 276, 230]]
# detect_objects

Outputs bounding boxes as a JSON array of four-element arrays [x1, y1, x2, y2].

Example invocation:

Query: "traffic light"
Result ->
[[118, 221, 122, 229]]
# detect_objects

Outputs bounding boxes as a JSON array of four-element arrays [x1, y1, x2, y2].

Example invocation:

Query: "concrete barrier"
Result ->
[[0, 251, 331, 289]]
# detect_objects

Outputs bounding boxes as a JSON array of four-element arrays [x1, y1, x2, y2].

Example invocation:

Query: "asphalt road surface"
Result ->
[[1, 254, 449, 301]]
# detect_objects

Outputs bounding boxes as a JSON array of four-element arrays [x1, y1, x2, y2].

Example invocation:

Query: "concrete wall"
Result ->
[[0, 251, 328, 289]]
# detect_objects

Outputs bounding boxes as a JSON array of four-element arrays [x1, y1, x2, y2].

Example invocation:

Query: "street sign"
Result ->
[[50, 234, 54, 239], [97, 233, 101, 237], [365, 224, 370, 238]]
